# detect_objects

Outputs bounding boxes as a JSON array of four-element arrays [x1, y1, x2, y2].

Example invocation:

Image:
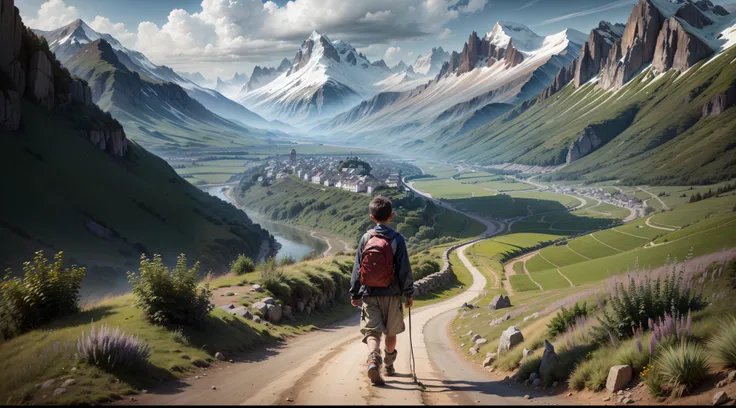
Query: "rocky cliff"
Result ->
[[0, 0, 127, 156], [441, 31, 520, 76], [652, 16, 713, 72], [290, 33, 340, 75], [702, 81, 736, 117], [574, 22, 625, 87]]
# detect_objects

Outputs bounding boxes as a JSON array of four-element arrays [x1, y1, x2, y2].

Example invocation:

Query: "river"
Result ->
[[203, 185, 327, 262]]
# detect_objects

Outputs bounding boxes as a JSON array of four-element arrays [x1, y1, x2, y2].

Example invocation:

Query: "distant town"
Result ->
[[254, 149, 411, 194]]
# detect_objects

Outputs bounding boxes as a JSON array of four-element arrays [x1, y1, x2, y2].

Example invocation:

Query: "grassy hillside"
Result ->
[[423, 46, 736, 185], [0, 101, 272, 297], [234, 176, 485, 249], [63, 39, 268, 153]]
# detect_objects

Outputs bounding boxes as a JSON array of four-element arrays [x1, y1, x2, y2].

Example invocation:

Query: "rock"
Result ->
[[0, 89, 21, 131], [26, 51, 55, 110], [522, 348, 534, 359], [653, 16, 713, 73], [224, 292, 235, 296], [503, 312, 511, 321], [263, 297, 275, 305], [286, 397, 294, 402], [552, 381, 559, 388], [252, 284, 263, 292], [483, 353, 496, 367], [225, 303, 235, 309], [215, 352, 226, 361], [603, 396, 612, 402], [282, 305, 293, 318], [497, 326, 524, 356], [211, 386, 217, 390], [529, 373, 539, 381], [460, 343, 466, 348], [471, 334, 482, 342], [606, 365, 632, 392], [574, 22, 624, 87], [41, 379, 55, 389], [265, 304, 283, 323], [251, 301, 269, 315], [567, 392, 573, 397], [524, 395, 531, 400], [475, 338, 488, 345], [305, 306, 311, 315], [727, 370, 736, 383], [532, 379, 542, 387], [539, 340, 558, 378], [713, 391, 729, 406], [253, 315, 262, 323], [295, 301, 305, 313], [195, 376, 200, 379], [469, 346, 480, 355], [488, 295, 511, 310], [624, 397, 634, 404], [52, 388, 67, 397], [61, 379, 75, 387], [465, 330, 474, 337]]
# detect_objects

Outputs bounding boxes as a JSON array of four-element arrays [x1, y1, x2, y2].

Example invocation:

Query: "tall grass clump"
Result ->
[[547, 301, 587, 338], [0, 251, 85, 340], [78, 323, 151, 371], [655, 341, 709, 397], [229, 254, 255, 276], [568, 356, 609, 391], [559, 315, 597, 352], [594, 259, 705, 343], [259, 257, 284, 287], [709, 314, 736, 368], [128, 254, 213, 325]]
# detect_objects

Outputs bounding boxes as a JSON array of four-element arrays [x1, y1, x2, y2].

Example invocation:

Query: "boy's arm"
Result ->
[[395, 236, 414, 299], [349, 235, 365, 299]]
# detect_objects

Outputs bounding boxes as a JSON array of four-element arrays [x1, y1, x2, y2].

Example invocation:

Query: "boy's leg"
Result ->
[[382, 296, 405, 376], [360, 298, 386, 385], [383, 335, 398, 376]]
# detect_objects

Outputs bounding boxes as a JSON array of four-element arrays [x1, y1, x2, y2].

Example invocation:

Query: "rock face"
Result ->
[[26, 51, 55, 110], [497, 326, 524, 355], [712, 391, 728, 406], [537, 60, 577, 102], [574, 22, 625, 87], [504, 42, 524, 69], [606, 365, 633, 392], [653, 17, 713, 73], [538, 340, 558, 378], [442, 31, 520, 77], [0, 89, 21, 130], [290, 32, 340, 75], [566, 126, 603, 163], [83, 128, 128, 156], [488, 295, 512, 310]]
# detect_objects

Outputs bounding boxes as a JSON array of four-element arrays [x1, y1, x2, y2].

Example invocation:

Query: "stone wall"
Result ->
[[412, 236, 487, 297]]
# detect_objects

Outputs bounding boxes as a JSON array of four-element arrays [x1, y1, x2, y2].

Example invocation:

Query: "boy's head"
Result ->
[[369, 196, 393, 224]]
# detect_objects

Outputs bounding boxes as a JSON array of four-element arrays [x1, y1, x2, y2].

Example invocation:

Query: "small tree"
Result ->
[[230, 254, 255, 276], [128, 254, 213, 325]]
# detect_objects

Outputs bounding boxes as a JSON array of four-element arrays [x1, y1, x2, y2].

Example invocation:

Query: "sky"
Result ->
[[16, 0, 735, 80]]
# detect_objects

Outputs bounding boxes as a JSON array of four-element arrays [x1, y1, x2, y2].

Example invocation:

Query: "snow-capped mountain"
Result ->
[[390, 60, 409, 73], [412, 47, 450, 76], [214, 73, 249, 99], [241, 58, 292, 94], [179, 71, 210, 87], [35, 19, 284, 132], [315, 22, 587, 141], [238, 31, 395, 125]]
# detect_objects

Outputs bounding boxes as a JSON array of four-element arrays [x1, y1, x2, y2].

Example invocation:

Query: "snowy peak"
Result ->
[[290, 31, 341, 74], [412, 46, 451, 75], [391, 60, 408, 73], [485, 22, 542, 51]]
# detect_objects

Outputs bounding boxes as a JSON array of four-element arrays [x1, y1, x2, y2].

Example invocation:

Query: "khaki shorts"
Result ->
[[360, 296, 405, 341]]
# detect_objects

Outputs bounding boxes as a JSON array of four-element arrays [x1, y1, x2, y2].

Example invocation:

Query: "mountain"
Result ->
[[390, 60, 408, 73], [178, 71, 209, 87], [238, 31, 395, 125], [412, 46, 450, 76], [314, 22, 587, 142], [424, 0, 736, 185], [214, 72, 249, 99], [34, 20, 283, 132], [241, 58, 291, 93], [0, 0, 272, 294]]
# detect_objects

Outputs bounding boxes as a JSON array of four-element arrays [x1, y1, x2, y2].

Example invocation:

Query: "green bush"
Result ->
[[656, 341, 709, 397], [230, 254, 255, 276], [258, 258, 284, 289], [642, 363, 666, 399], [547, 302, 587, 338], [279, 256, 296, 266], [128, 254, 213, 325], [568, 355, 609, 391], [594, 266, 706, 343], [709, 314, 736, 368], [0, 251, 85, 340]]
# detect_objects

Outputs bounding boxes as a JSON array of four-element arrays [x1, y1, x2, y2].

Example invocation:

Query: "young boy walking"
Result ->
[[349, 196, 414, 385]]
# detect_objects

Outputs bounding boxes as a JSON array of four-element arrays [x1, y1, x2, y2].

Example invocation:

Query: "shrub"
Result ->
[[547, 302, 587, 338], [229, 254, 255, 275], [641, 363, 667, 399], [559, 315, 597, 352], [594, 265, 705, 343], [128, 254, 214, 325], [709, 314, 736, 368], [258, 257, 284, 288], [172, 328, 190, 345], [78, 323, 151, 370], [568, 355, 609, 391], [279, 256, 296, 266], [656, 341, 709, 398], [0, 251, 85, 340], [517, 356, 542, 381]]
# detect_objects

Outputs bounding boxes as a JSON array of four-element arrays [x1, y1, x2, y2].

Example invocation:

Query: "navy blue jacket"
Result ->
[[349, 224, 414, 299]]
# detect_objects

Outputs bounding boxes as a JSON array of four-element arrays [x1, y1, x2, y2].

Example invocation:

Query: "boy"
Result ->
[[349, 196, 414, 385]]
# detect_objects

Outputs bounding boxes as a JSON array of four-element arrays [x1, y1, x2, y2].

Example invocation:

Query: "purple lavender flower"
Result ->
[[78, 323, 151, 370]]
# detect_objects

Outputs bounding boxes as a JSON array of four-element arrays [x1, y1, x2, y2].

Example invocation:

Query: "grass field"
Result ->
[[525, 253, 556, 272], [411, 178, 496, 199], [537, 245, 588, 267]]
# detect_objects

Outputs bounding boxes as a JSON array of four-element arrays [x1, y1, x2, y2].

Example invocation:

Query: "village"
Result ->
[[257, 149, 405, 195]]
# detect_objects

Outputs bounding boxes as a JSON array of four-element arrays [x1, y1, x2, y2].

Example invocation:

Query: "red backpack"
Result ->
[[359, 230, 395, 288]]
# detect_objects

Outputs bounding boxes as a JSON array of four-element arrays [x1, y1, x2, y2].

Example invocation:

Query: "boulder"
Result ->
[[532, 378, 542, 387], [713, 391, 729, 406], [471, 334, 481, 342], [40, 379, 55, 389], [265, 304, 283, 323], [469, 346, 480, 355], [251, 301, 269, 315], [497, 326, 524, 355], [252, 284, 263, 292], [262, 297, 275, 305], [475, 338, 488, 345], [215, 352, 226, 361], [253, 315, 262, 324], [522, 348, 534, 359], [483, 353, 496, 367], [296, 301, 305, 313], [52, 388, 67, 397], [728, 370, 736, 384], [529, 372, 539, 381], [61, 379, 75, 387], [539, 340, 558, 378], [488, 295, 511, 310], [282, 305, 293, 318], [606, 365, 632, 392], [503, 312, 511, 321]]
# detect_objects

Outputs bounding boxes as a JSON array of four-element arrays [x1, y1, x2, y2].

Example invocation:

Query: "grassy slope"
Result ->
[[0, 101, 270, 296], [428, 46, 736, 185]]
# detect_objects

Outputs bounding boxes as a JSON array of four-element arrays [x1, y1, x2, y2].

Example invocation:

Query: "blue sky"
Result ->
[[17, 0, 735, 79]]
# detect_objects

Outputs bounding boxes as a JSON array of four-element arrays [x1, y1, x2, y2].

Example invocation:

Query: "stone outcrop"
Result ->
[[504, 42, 524, 69], [702, 82, 736, 117], [488, 294, 511, 310], [675, 2, 713, 28], [290, 32, 340, 75], [26, 51, 55, 110], [0, 89, 21, 129], [653, 15, 713, 73], [537, 60, 577, 102], [574, 22, 625, 87], [566, 126, 603, 164], [441, 31, 520, 77], [538, 340, 557, 378], [566, 106, 637, 163], [82, 128, 128, 156], [497, 326, 524, 355], [606, 365, 633, 392]]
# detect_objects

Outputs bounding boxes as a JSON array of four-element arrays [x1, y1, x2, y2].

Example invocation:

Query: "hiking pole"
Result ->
[[408, 306, 424, 390]]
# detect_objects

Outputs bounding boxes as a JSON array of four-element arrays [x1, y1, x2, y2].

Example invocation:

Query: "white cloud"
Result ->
[[516, 0, 541, 11], [89, 16, 136, 47], [536, 0, 633, 26], [458, 0, 487, 13], [383, 46, 404, 65], [438, 28, 454, 40], [26, 0, 78, 30]]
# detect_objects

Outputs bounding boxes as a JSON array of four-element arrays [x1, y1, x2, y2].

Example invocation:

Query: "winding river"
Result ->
[[203, 185, 327, 262]]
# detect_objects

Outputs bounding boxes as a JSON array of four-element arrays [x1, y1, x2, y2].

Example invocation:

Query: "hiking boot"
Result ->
[[366, 352, 384, 385], [384, 349, 398, 376]]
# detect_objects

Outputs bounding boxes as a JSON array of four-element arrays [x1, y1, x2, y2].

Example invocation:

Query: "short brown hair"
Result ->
[[369, 196, 392, 222]]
